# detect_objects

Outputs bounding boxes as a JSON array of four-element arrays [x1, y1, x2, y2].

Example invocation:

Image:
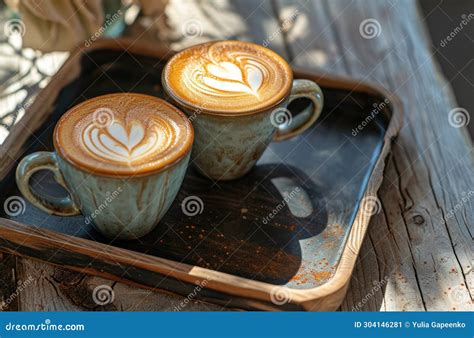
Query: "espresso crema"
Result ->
[[163, 40, 292, 115], [54, 93, 193, 176]]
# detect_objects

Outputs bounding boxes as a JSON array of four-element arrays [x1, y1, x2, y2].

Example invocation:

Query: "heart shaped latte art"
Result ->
[[82, 120, 170, 164], [191, 51, 269, 98]]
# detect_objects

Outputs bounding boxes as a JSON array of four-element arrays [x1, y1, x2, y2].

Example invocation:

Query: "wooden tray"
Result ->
[[0, 39, 402, 311]]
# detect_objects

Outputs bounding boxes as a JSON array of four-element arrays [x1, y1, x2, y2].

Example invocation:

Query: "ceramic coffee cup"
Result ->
[[162, 40, 324, 180], [15, 93, 194, 240]]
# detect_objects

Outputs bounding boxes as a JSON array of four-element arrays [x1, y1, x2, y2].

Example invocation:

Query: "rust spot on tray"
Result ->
[[311, 271, 332, 282]]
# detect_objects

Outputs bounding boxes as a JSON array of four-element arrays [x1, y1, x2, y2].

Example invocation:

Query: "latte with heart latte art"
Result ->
[[54, 93, 193, 176], [163, 40, 292, 114]]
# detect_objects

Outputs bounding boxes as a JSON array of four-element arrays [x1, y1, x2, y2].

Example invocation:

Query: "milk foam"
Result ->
[[54, 94, 193, 175], [164, 41, 292, 114], [82, 119, 172, 164], [191, 53, 267, 98]]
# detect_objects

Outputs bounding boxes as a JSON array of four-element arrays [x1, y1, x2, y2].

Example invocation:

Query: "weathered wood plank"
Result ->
[[277, 0, 473, 311], [14, 260, 224, 311], [15, 260, 79, 311]]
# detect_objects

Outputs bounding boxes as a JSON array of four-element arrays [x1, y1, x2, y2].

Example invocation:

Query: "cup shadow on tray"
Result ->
[[125, 163, 328, 286]]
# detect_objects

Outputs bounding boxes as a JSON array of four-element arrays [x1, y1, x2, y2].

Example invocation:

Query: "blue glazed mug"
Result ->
[[15, 93, 194, 240], [162, 40, 324, 181]]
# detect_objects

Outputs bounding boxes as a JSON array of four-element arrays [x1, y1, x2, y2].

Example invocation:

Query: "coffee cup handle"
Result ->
[[273, 79, 324, 141], [16, 151, 81, 216]]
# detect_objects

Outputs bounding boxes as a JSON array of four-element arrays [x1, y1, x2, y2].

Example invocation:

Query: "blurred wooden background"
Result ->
[[419, 0, 473, 139]]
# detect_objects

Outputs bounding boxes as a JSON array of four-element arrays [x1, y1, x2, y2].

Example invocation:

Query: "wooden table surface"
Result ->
[[0, 0, 472, 311]]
